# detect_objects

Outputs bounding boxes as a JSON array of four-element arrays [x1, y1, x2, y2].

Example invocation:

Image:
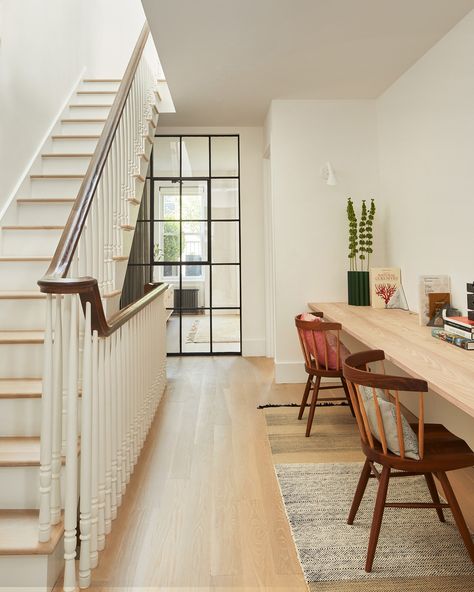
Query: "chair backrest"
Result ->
[[343, 350, 428, 460], [295, 313, 343, 373]]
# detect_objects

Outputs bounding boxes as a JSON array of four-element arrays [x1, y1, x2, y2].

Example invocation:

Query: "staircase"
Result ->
[[0, 24, 167, 592]]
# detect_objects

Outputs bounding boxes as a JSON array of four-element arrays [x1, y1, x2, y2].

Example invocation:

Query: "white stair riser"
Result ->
[[0, 260, 50, 290], [0, 398, 41, 436], [51, 137, 98, 152], [80, 81, 120, 91], [0, 543, 64, 592], [0, 398, 82, 439], [31, 177, 82, 198], [18, 202, 73, 226], [68, 105, 111, 118], [0, 342, 44, 379], [41, 156, 91, 175], [58, 121, 105, 135], [2, 229, 63, 256], [0, 299, 46, 330], [74, 92, 116, 105], [0, 465, 68, 509]]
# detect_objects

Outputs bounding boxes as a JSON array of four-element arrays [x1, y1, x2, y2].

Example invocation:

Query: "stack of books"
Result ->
[[432, 315, 474, 350]]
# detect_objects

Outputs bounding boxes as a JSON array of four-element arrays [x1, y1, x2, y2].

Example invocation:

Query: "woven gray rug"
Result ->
[[275, 462, 474, 586]]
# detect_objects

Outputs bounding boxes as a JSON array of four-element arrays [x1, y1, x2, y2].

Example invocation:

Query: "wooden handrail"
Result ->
[[37, 22, 158, 336]]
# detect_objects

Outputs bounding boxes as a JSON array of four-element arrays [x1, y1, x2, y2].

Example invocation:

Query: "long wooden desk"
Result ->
[[308, 303, 474, 419]]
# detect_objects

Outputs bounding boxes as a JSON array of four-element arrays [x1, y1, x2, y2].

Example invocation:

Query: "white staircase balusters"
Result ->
[[35, 25, 168, 591]]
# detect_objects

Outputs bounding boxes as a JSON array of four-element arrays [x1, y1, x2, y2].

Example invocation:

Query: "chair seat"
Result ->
[[363, 423, 474, 472]]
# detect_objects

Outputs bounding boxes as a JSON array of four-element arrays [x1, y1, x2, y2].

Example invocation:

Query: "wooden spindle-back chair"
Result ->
[[343, 349, 474, 572], [295, 313, 354, 437]]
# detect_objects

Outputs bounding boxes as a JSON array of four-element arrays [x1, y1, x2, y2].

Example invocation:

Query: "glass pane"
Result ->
[[153, 265, 180, 283], [211, 222, 239, 263], [153, 221, 180, 263], [211, 136, 238, 177], [153, 137, 180, 177], [173, 265, 210, 312], [211, 179, 239, 219], [182, 180, 208, 220], [212, 265, 240, 307], [154, 182, 180, 220], [182, 311, 211, 353], [212, 311, 241, 353], [182, 137, 209, 177], [182, 221, 208, 263], [166, 314, 180, 354]]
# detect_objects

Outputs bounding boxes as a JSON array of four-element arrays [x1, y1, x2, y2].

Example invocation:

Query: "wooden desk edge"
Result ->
[[308, 302, 474, 419]]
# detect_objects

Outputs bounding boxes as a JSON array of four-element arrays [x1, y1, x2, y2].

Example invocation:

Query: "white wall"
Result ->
[[156, 126, 266, 357], [267, 100, 381, 382], [378, 10, 474, 314], [377, 10, 474, 445], [0, 0, 145, 213]]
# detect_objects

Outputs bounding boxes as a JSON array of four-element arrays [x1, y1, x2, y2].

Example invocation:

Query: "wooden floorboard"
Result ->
[[53, 356, 473, 590], [72, 357, 307, 590]]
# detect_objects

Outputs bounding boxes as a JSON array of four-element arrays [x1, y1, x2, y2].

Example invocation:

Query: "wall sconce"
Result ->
[[321, 161, 337, 186]]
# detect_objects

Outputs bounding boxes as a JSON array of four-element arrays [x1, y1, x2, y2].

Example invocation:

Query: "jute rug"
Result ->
[[262, 408, 474, 591], [186, 315, 240, 343]]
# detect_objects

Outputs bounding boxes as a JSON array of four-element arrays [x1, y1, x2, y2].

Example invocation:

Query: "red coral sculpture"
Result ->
[[375, 283, 397, 307]]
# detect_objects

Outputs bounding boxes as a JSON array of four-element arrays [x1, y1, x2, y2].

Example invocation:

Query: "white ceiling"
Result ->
[[143, 0, 474, 126]]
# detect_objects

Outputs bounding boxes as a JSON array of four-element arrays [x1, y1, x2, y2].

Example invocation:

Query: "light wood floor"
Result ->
[[54, 356, 473, 591], [68, 356, 309, 591]]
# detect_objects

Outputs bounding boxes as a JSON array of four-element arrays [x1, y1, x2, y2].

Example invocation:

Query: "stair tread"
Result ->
[[83, 78, 121, 82], [30, 174, 84, 179], [17, 198, 75, 203], [41, 153, 94, 158], [61, 118, 107, 123], [0, 510, 63, 555], [0, 379, 42, 398], [0, 290, 45, 299], [0, 256, 51, 261], [0, 331, 44, 344], [52, 135, 100, 139], [2, 226, 64, 230], [0, 436, 41, 466], [70, 104, 113, 108]]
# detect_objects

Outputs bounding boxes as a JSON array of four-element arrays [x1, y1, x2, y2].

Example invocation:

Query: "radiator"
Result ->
[[174, 288, 200, 312]]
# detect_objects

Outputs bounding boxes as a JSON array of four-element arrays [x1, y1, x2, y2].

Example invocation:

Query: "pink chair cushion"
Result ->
[[298, 313, 351, 370]]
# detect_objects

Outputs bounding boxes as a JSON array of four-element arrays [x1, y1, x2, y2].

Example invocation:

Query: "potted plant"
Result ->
[[347, 197, 375, 306]]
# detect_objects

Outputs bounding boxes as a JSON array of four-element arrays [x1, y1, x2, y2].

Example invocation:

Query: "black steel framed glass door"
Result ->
[[151, 134, 241, 355]]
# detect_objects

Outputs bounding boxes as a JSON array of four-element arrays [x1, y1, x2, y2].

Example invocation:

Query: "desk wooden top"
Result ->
[[308, 302, 474, 418]]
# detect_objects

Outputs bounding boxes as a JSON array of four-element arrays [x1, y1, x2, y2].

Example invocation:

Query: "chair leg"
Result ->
[[348, 458, 372, 525], [365, 466, 390, 572], [298, 375, 313, 420], [436, 471, 474, 562], [305, 376, 321, 437], [341, 377, 355, 417], [424, 473, 445, 523]]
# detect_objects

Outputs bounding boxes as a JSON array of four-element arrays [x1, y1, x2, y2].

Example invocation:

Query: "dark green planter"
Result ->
[[347, 271, 370, 306]]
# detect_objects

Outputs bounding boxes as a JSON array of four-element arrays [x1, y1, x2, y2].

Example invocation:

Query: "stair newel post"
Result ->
[[63, 294, 79, 592], [114, 330, 123, 508], [79, 301, 92, 588], [90, 329, 99, 568], [50, 295, 63, 525], [38, 293, 54, 543], [97, 337, 106, 549]]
